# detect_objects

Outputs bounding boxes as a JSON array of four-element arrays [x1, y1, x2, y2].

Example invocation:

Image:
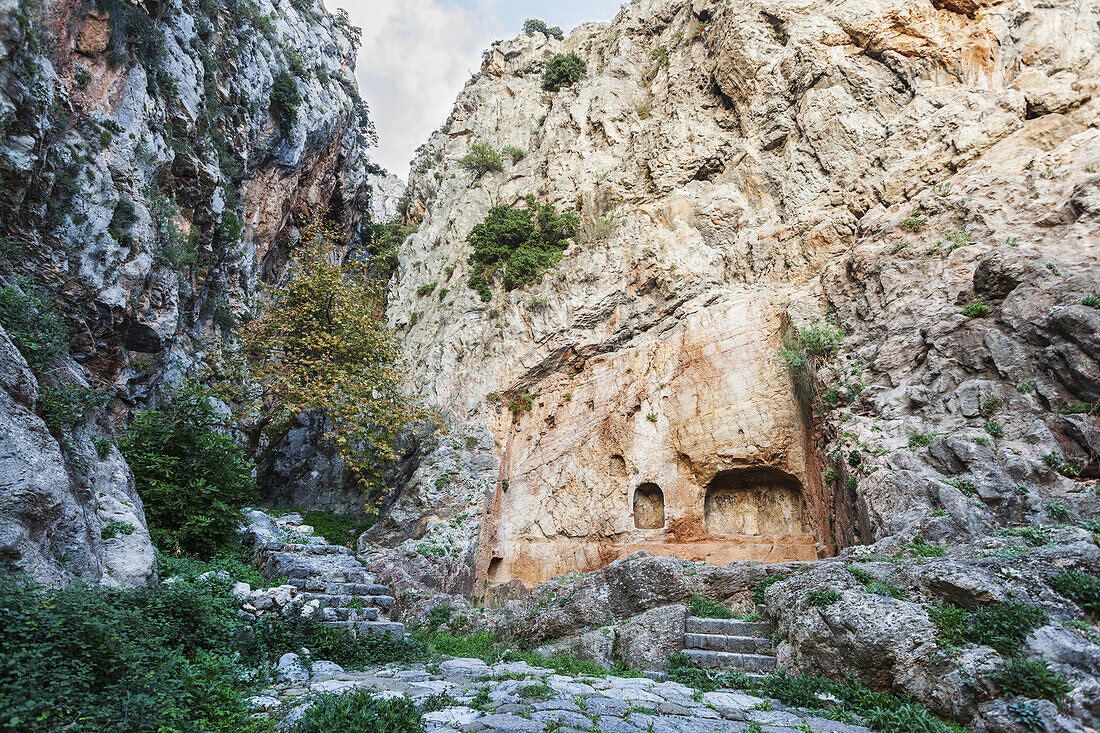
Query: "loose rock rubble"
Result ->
[[257, 658, 876, 733]]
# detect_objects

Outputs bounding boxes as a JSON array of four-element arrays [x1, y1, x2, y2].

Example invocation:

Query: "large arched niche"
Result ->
[[633, 482, 665, 529], [704, 467, 805, 536]]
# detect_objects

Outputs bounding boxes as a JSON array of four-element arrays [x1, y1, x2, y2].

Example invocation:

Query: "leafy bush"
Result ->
[[458, 143, 503, 179], [806, 588, 841, 607], [101, 520, 135, 540], [687, 595, 734, 619], [523, 18, 563, 40], [0, 285, 68, 371], [984, 420, 1004, 438], [501, 145, 526, 163], [119, 387, 255, 558], [900, 213, 927, 232], [777, 324, 843, 408], [38, 385, 106, 436], [0, 576, 253, 733], [1043, 500, 1070, 522], [1050, 569, 1100, 617], [868, 582, 908, 601], [990, 659, 1070, 702], [416, 282, 437, 296], [908, 434, 936, 449], [466, 198, 579, 301], [928, 604, 968, 648], [967, 603, 1049, 655], [294, 689, 425, 732], [1059, 402, 1093, 414], [847, 566, 874, 584], [157, 545, 274, 588], [1081, 293, 1100, 308], [753, 574, 788, 605], [271, 69, 301, 124], [542, 52, 586, 91], [962, 302, 991, 318]]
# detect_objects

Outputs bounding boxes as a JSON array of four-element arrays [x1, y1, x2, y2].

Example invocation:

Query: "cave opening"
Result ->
[[633, 482, 665, 529], [704, 467, 804, 536]]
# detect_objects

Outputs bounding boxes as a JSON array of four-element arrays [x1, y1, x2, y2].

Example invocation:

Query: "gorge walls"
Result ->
[[371, 0, 1100, 591]]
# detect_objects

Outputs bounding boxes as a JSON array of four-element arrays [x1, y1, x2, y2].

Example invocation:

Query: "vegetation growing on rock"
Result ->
[[466, 198, 579, 301], [542, 52, 586, 91], [119, 387, 255, 558]]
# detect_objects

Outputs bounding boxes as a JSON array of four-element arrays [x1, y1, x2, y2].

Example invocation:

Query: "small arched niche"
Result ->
[[633, 482, 665, 529], [704, 468, 804, 536]]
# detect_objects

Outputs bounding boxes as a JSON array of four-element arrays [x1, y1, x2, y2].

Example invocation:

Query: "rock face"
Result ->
[[377, 0, 1100, 593], [0, 0, 382, 583], [0, 324, 155, 586]]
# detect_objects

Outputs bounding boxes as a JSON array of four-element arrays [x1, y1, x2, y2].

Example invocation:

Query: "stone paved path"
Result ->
[[258, 658, 876, 733]]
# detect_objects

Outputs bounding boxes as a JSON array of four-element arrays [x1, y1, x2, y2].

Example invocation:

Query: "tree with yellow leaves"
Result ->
[[210, 216, 418, 506]]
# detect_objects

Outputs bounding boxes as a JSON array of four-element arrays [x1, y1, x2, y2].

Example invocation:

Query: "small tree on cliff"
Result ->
[[210, 217, 418, 505]]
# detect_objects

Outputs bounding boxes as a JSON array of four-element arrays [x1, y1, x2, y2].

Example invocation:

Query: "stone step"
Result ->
[[288, 578, 390, 596], [684, 633, 772, 654], [303, 593, 395, 610], [320, 620, 406, 638], [318, 606, 381, 622], [682, 649, 777, 673], [685, 617, 771, 636]]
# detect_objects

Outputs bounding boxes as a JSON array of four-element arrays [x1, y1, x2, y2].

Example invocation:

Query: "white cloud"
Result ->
[[335, 0, 497, 177]]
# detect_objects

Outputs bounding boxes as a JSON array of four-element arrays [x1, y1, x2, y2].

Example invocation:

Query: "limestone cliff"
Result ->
[[372, 0, 1099, 592], [0, 0, 381, 584]]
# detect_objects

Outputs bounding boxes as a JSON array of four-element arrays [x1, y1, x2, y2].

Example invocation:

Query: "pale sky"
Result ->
[[331, 0, 623, 178]]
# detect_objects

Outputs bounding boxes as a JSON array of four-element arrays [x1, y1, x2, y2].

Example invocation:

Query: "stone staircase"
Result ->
[[682, 617, 777, 674], [245, 509, 405, 638], [290, 569, 404, 637]]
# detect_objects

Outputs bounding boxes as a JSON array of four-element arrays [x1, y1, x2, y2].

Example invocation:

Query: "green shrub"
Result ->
[[687, 595, 734, 619], [1043, 500, 1070, 522], [1008, 700, 1044, 732], [753, 574, 788, 605], [36, 384, 106, 433], [1059, 402, 1093, 414], [293, 689, 425, 732], [945, 478, 976, 497], [908, 434, 936, 449], [962, 302, 991, 318], [777, 324, 843, 407], [990, 659, 1070, 702], [0, 285, 68, 371], [501, 145, 525, 163], [1049, 569, 1100, 617], [101, 520, 135, 540], [868, 582, 908, 601], [967, 603, 1048, 655], [928, 604, 968, 648], [847, 566, 874, 584], [984, 420, 1004, 438], [542, 52, 586, 91], [466, 198, 579, 301], [1081, 293, 1100, 308], [119, 387, 255, 558], [523, 18, 563, 40], [458, 143, 503, 179], [302, 510, 377, 548], [902, 534, 945, 557], [900, 213, 927, 232], [416, 282, 437, 296], [157, 545, 273, 588], [271, 69, 301, 123], [0, 576, 252, 733], [806, 588, 841, 607]]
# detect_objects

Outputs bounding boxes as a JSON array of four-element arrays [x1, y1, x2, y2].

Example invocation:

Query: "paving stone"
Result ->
[[703, 690, 766, 711], [583, 696, 631, 717], [443, 658, 493, 680], [531, 709, 595, 729], [477, 713, 545, 731], [423, 706, 482, 727], [595, 715, 643, 732], [533, 699, 582, 712]]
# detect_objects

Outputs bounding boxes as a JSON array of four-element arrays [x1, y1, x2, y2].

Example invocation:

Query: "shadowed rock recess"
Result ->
[[1, 0, 1098, 730]]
